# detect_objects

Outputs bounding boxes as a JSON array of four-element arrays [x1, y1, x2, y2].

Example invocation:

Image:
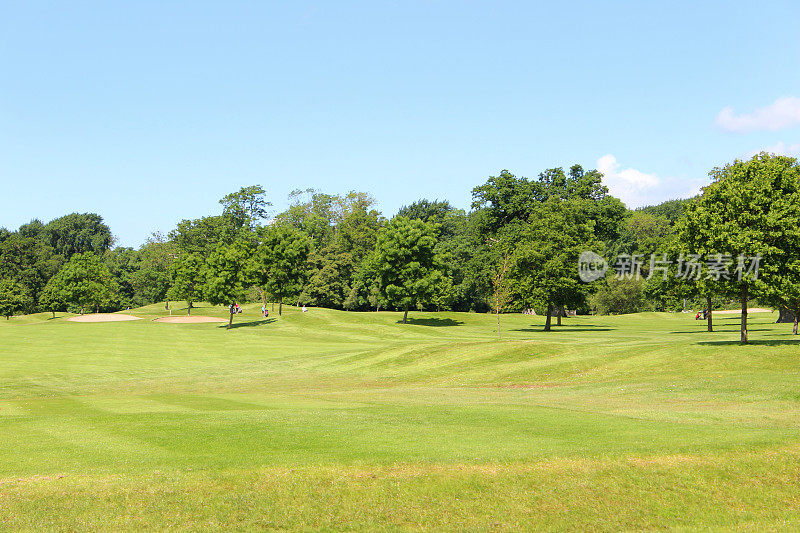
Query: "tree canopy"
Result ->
[[510, 198, 598, 330], [43, 252, 118, 314], [220, 185, 271, 232], [251, 224, 312, 315], [681, 153, 799, 343], [370, 216, 442, 323], [9, 156, 800, 332], [0, 279, 32, 320], [203, 240, 254, 328]]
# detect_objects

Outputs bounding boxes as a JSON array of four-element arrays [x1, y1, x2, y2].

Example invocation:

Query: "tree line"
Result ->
[[2, 153, 799, 341]]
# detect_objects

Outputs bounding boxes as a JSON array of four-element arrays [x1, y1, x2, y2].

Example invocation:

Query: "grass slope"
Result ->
[[1, 304, 799, 530]]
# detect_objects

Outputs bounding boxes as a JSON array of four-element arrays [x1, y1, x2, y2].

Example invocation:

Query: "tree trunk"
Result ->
[[187, 302, 192, 316], [741, 284, 748, 344], [402, 305, 409, 324], [777, 307, 796, 323], [228, 308, 233, 329], [496, 310, 501, 340], [556, 306, 563, 326], [278, 297, 283, 316], [544, 301, 553, 332], [706, 296, 713, 332], [794, 314, 798, 335], [51, 311, 55, 319]]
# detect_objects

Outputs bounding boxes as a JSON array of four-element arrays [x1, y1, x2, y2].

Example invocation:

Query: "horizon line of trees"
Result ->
[[2, 153, 800, 342]]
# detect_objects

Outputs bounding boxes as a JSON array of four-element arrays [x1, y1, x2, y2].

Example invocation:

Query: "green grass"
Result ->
[[1, 304, 799, 530]]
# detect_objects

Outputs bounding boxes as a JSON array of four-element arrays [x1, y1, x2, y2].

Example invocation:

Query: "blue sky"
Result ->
[[2, 1, 799, 247]]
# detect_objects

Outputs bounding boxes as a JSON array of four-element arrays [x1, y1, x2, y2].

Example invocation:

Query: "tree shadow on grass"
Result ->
[[223, 318, 277, 329], [670, 327, 773, 334], [512, 326, 615, 332], [398, 317, 464, 327], [696, 339, 800, 346]]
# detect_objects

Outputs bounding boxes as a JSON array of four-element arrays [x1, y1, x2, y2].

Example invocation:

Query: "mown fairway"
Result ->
[[1, 305, 799, 530]]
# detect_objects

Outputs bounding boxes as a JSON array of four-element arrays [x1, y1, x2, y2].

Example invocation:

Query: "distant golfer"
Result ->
[[302, 305, 308, 313]]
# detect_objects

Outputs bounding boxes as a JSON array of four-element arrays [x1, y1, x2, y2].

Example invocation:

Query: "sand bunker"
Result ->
[[713, 308, 773, 315], [154, 316, 228, 324], [67, 313, 142, 323]]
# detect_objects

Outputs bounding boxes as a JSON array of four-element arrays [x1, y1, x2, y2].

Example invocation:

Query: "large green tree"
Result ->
[[169, 216, 238, 255], [44, 252, 119, 314], [370, 216, 442, 324], [302, 194, 383, 309], [104, 247, 141, 307], [203, 240, 253, 328], [472, 165, 625, 241], [251, 224, 312, 316], [220, 185, 271, 232], [682, 153, 799, 343], [397, 199, 454, 227], [0, 233, 58, 310], [167, 253, 205, 315], [748, 157, 800, 334], [276, 189, 339, 248], [39, 277, 67, 318], [129, 234, 176, 305], [0, 279, 32, 320], [511, 199, 597, 331], [42, 213, 113, 259]]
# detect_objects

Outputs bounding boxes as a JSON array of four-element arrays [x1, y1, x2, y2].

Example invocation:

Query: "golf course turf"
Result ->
[[1, 304, 799, 530]]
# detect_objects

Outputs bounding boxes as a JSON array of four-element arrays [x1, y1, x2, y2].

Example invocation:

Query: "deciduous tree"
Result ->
[[371, 216, 442, 324], [42, 213, 113, 259], [203, 240, 253, 328], [683, 153, 799, 343], [220, 185, 271, 231], [511, 199, 597, 331], [0, 279, 32, 320], [45, 252, 118, 314], [168, 253, 205, 315], [251, 225, 312, 316]]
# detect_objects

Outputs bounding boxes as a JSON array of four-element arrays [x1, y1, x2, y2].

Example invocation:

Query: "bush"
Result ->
[[592, 277, 646, 315]]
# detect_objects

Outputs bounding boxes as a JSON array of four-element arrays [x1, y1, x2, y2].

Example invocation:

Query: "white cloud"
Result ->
[[715, 96, 800, 133], [762, 141, 800, 157], [595, 154, 705, 208], [745, 141, 800, 159], [596, 154, 660, 208]]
